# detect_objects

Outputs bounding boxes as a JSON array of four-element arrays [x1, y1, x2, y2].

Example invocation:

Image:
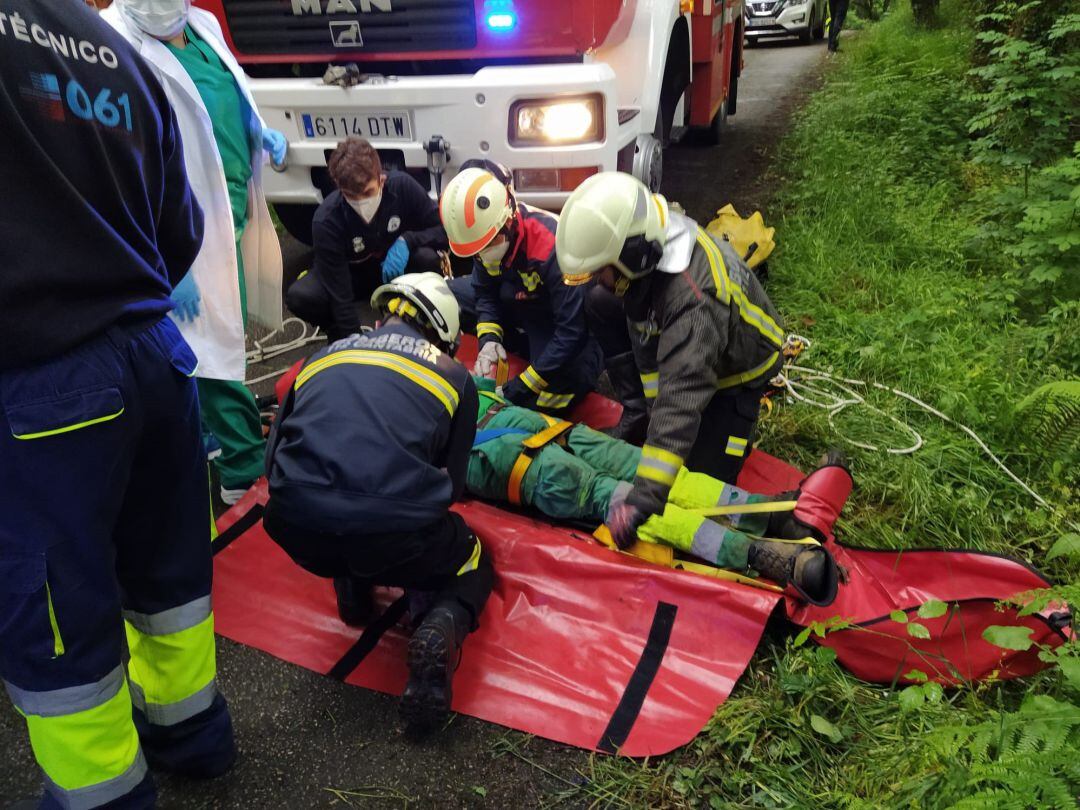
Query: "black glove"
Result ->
[[503, 377, 532, 405], [608, 501, 649, 550]]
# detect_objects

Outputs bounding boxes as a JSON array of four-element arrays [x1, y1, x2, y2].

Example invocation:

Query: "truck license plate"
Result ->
[[747, 16, 773, 26], [299, 111, 413, 141]]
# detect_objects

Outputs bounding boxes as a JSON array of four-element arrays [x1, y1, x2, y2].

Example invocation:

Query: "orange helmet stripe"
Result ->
[[463, 172, 495, 228], [450, 226, 498, 257]]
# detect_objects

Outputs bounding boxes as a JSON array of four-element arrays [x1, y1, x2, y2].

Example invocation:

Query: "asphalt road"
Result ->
[[0, 36, 829, 810]]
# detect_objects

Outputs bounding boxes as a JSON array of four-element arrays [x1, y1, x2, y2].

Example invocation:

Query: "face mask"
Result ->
[[120, 0, 191, 39], [347, 192, 381, 224], [478, 238, 510, 268]]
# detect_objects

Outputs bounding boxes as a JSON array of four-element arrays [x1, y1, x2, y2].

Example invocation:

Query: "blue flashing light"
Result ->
[[486, 11, 517, 31]]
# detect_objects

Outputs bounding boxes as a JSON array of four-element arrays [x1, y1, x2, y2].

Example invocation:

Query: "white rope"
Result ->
[[773, 335, 1056, 512], [243, 317, 325, 386]]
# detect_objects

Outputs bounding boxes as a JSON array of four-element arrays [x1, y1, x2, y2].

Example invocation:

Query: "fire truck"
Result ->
[[199, 0, 745, 244]]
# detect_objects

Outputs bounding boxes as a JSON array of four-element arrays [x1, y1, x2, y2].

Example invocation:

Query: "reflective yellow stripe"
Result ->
[[25, 679, 141, 790], [725, 435, 748, 457], [13, 408, 125, 440], [640, 371, 659, 400], [563, 271, 593, 286], [642, 445, 683, 469], [519, 365, 548, 393], [715, 351, 780, 389], [45, 583, 64, 658], [536, 390, 573, 410], [388, 297, 418, 319], [477, 321, 504, 340], [456, 537, 482, 576], [125, 614, 216, 709], [295, 350, 459, 415], [697, 230, 784, 347]]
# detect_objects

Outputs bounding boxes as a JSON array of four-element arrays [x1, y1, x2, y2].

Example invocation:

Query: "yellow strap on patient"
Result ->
[[507, 420, 575, 505], [692, 500, 798, 517]]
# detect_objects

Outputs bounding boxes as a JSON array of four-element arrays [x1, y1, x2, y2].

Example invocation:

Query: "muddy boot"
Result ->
[[333, 576, 374, 627], [748, 540, 839, 606], [401, 602, 469, 735], [767, 449, 853, 542], [605, 351, 649, 445]]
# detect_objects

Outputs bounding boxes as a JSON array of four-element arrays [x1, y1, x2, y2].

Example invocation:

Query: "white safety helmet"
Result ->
[[556, 172, 669, 286], [370, 272, 461, 351], [439, 167, 515, 257]]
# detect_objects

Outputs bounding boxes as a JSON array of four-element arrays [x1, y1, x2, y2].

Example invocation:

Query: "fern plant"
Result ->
[[1015, 380, 1080, 463]]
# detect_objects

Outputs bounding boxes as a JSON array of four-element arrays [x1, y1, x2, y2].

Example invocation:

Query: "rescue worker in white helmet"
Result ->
[[441, 160, 602, 415], [263, 273, 492, 735], [556, 172, 787, 550]]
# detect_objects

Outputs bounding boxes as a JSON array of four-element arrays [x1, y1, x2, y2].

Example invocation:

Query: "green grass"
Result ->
[[559, 3, 1080, 807]]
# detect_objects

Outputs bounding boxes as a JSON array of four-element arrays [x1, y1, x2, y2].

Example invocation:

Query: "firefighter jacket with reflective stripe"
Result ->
[[266, 322, 478, 534], [473, 203, 593, 393], [625, 215, 784, 514]]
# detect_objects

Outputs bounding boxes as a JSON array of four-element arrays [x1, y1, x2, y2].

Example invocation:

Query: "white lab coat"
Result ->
[[102, 5, 283, 381]]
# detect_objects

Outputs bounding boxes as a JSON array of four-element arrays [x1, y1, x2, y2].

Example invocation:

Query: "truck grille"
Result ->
[[221, 0, 477, 56]]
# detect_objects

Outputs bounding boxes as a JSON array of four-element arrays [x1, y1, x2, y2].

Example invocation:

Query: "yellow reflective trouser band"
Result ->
[[477, 321, 504, 340], [716, 351, 780, 389], [124, 599, 217, 727], [725, 435, 748, 456], [536, 390, 573, 409], [295, 350, 460, 416], [45, 582, 64, 657], [9, 665, 147, 803], [13, 408, 125, 441], [697, 230, 784, 347], [635, 445, 683, 487], [640, 371, 659, 400], [519, 365, 548, 393], [456, 537, 482, 576]]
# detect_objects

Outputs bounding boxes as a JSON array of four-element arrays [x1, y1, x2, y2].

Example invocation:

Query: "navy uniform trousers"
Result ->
[[0, 317, 234, 809]]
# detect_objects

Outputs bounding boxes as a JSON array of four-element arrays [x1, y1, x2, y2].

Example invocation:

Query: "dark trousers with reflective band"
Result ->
[[0, 317, 233, 809], [688, 386, 765, 485], [287, 247, 443, 342], [264, 505, 494, 628]]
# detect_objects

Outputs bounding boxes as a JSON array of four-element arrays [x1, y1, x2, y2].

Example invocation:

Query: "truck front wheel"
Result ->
[[633, 129, 664, 192], [274, 203, 318, 246]]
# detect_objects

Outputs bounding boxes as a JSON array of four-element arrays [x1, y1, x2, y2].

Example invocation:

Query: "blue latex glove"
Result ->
[[262, 128, 287, 166], [381, 237, 411, 282], [170, 272, 201, 323]]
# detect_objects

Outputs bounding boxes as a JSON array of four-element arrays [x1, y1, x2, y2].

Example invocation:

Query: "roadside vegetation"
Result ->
[[553, 0, 1080, 806]]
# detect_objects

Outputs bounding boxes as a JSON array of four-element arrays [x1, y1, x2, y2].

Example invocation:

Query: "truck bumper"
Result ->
[[252, 62, 635, 209]]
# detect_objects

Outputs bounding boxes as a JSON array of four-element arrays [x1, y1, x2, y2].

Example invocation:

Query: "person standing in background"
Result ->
[[104, 0, 286, 504]]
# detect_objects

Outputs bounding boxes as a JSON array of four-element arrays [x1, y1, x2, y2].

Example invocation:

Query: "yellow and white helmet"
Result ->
[[439, 167, 515, 257], [370, 272, 461, 350], [556, 172, 669, 285]]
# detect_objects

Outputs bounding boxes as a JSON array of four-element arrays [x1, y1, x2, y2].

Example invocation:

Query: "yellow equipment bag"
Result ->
[[706, 204, 776, 270]]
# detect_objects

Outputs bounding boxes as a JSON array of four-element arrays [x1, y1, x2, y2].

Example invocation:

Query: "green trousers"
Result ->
[[467, 405, 775, 569], [200, 230, 265, 489]]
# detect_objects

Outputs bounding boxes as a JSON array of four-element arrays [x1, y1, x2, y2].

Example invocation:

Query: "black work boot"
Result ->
[[747, 540, 839, 606], [333, 576, 375, 627], [604, 351, 649, 445], [401, 603, 469, 735]]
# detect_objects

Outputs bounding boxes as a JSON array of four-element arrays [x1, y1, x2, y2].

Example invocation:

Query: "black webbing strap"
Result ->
[[596, 601, 678, 754], [327, 596, 410, 681], [211, 504, 264, 557]]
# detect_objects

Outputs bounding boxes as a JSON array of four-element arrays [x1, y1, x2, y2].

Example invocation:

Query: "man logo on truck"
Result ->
[[291, 0, 392, 14]]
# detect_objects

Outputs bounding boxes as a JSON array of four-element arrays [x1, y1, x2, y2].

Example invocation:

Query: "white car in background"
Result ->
[[744, 0, 827, 44]]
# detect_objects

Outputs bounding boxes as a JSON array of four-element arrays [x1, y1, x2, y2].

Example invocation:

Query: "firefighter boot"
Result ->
[[334, 576, 375, 627], [747, 539, 839, 606], [401, 602, 469, 734], [605, 352, 649, 445], [766, 450, 853, 543]]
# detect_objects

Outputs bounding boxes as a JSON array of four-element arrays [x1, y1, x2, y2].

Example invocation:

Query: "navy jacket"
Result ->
[[311, 172, 448, 338], [0, 0, 202, 370], [266, 322, 477, 534], [472, 203, 593, 394]]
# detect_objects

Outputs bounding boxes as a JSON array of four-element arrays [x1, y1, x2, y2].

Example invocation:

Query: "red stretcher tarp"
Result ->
[[225, 341, 1069, 755]]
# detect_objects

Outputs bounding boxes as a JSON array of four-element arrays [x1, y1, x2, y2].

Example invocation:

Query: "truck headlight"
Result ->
[[509, 95, 603, 146]]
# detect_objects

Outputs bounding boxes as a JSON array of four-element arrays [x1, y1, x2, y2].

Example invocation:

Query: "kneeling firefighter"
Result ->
[[556, 174, 803, 551], [440, 163, 603, 414], [263, 273, 492, 733]]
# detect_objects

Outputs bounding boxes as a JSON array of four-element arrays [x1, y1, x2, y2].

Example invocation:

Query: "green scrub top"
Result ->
[[166, 26, 254, 232]]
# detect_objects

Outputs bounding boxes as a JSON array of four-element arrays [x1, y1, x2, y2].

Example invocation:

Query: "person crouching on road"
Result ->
[[105, 0, 287, 505], [263, 273, 492, 734], [286, 137, 449, 342], [440, 161, 603, 415], [556, 172, 787, 551]]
